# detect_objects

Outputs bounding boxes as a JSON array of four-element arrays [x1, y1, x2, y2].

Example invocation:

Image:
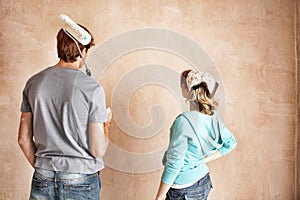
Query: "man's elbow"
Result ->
[[91, 148, 107, 159], [93, 153, 104, 159], [90, 141, 109, 159], [18, 136, 27, 148]]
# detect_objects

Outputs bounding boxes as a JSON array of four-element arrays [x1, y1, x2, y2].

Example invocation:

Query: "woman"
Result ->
[[155, 69, 237, 200]]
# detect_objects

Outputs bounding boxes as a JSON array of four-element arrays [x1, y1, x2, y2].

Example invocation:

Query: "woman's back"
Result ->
[[162, 111, 236, 186]]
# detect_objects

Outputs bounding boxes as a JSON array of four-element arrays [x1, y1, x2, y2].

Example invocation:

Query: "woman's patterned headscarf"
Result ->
[[186, 70, 219, 97]]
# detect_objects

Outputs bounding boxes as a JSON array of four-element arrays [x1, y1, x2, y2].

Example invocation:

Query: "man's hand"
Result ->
[[104, 107, 112, 130], [107, 107, 112, 122]]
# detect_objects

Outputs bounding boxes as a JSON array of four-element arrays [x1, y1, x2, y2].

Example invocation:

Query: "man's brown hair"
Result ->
[[56, 24, 95, 63]]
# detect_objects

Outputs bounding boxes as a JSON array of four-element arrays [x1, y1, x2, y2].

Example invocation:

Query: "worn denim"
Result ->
[[166, 173, 212, 200], [30, 168, 101, 200]]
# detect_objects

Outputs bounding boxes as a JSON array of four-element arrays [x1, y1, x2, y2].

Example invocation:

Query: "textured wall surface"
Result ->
[[0, 0, 298, 199], [297, 0, 300, 199]]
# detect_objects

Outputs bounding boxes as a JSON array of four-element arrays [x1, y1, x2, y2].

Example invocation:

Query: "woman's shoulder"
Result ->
[[173, 111, 202, 126], [176, 111, 221, 126], [179, 110, 215, 118]]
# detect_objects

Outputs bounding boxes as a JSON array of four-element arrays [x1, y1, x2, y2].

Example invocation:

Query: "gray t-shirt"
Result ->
[[21, 66, 108, 174]]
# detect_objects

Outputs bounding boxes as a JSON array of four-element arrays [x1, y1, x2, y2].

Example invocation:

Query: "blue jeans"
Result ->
[[30, 168, 101, 200], [166, 173, 212, 200]]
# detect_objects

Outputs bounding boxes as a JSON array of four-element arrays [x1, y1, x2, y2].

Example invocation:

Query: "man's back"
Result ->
[[21, 66, 107, 173], [18, 17, 110, 199]]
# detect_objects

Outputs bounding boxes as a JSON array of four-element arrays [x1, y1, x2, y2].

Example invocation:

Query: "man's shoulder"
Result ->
[[75, 73, 104, 93], [76, 73, 101, 86], [25, 67, 53, 84]]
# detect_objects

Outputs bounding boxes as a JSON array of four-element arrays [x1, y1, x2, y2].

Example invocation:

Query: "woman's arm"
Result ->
[[218, 126, 237, 156], [155, 181, 171, 200], [205, 151, 222, 163], [155, 116, 189, 199]]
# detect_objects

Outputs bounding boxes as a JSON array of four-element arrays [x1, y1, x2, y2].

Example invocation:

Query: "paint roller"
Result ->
[[58, 14, 92, 76]]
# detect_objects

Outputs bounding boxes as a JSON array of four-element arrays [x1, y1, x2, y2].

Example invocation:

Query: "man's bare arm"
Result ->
[[18, 112, 36, 168], [89, 107, 112, 158], [89, 122, 109, 158]]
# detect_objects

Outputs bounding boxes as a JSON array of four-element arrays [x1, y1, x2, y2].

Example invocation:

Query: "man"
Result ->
[[18, 23, 111, 200]]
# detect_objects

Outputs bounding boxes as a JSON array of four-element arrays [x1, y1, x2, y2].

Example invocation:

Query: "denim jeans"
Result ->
[[30, 168, 101, 200], [166, 173, 212, 200]]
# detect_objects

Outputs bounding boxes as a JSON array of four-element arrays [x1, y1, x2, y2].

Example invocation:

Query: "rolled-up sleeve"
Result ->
[[161, 117, 189, 185], [218, 126, 237, 155]]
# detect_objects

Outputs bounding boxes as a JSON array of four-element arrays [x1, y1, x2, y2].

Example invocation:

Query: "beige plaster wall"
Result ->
[[0, 0, 298, 199], [297, 0, 300, 199]]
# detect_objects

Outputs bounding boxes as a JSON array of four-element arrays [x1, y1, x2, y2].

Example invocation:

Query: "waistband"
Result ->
[[35, 168, 98, 180], [171, 173, 210, 189]]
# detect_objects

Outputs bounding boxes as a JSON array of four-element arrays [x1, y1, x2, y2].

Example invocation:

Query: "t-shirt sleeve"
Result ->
[[89, 86, 108, 123], [20, 83, 32, 113], [161, 116, 189, 185]]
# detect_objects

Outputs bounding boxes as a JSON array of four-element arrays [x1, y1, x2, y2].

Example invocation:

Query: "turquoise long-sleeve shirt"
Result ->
[[161, 111, 237, 185]]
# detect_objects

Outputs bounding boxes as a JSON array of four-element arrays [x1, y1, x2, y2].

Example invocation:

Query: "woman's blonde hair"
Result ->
[[181, 70, 219, 115]]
